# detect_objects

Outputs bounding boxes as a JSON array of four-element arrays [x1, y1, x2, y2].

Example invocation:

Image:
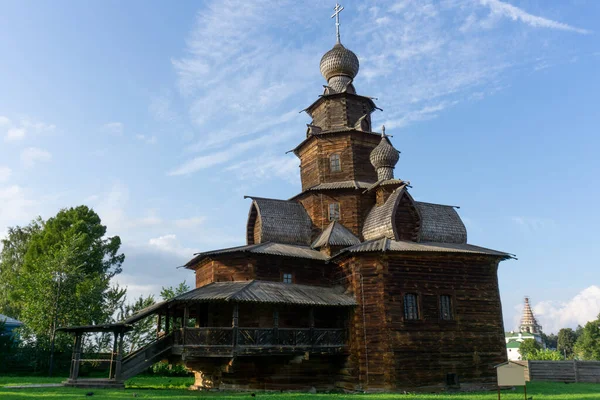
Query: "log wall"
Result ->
[[194, 254, 333, 288]]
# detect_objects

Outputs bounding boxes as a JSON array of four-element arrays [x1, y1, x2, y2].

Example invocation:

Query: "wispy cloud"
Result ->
[[164, 0, 590, 181], [479, 0, 591, 35], [0, 167, 12, 182], [510, 216, 557, 233], [135, 134, 157, 145], [103, 122, 124, 136], [1, 116, 56, 142], [226, 154, 299, 184], [20, 147, 52, 168]]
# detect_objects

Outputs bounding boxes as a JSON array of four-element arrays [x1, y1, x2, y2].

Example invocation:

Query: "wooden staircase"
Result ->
[[120, 333, 174, 381]]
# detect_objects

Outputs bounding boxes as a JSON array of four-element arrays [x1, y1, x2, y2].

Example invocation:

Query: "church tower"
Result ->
[[291, 6, 403, 238], [520, 297, 542, 334]]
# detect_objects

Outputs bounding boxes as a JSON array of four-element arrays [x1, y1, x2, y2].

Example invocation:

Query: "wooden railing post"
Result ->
[[232, 304, 239, 350], [309, 307, 315, 347], [114, 331, 125, 381], [109, 331, 118, 379], [157, 313, 162, 338], [273, 309, 279, 345], [70, 333, 82, 381], [183, 306, 189, 346], [165, 308, 170, 334]]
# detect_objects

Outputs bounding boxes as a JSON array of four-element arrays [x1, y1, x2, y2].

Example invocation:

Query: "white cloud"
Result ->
[[103, 122, 124, 135], [5, 128, 26, 141], [0, 116, 10, 126], [479, 0, 591, 34], [532, 286, 600, 334], [173, 217, 205, 229], [148, 234, 196, 259], [0, 185, 38, 227], [135, 134, 157, 145], [0, 167, 11, 182], [226, 154, 299, 184], [511, 216, 557, 233], [20, 147, 52, 168]]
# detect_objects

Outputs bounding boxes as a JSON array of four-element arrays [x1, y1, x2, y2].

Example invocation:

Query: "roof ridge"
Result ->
[[228, 280, 256, 301], [243, 195, 296, 203]]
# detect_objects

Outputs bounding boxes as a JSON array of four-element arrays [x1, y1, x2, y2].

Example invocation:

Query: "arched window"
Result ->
[[403, 293, 419, 320], [329, 154, 341, 172], [328, 203, 340, 221]]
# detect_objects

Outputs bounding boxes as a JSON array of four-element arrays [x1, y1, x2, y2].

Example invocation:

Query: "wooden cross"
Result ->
[[331, 3, 344, 43]]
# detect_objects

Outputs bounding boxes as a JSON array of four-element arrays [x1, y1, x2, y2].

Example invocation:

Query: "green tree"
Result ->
[[541, 332, 558, 350], [118, 295, 156, 353], [574, 314, 600, 360], [0, 218, 43, 318], [558, 328, 578, 359], [526, 348, 564, 361], [4, 206, 124, 351], [519, 338, 542, 360], [160, 281, 191, 301]]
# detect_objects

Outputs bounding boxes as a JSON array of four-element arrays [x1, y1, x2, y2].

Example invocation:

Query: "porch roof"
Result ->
[[173, 280, 356, 307]]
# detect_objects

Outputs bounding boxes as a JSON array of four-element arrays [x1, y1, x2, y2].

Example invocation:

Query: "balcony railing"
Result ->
[[173, 327, 346, 348]]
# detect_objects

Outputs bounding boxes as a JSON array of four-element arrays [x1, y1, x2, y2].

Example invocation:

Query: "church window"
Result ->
[[283, 273, 293, 284], [403, 293, 419, 320], [330, 154, 341, 172], [440, 295, 453, 320], [328, 203, 340, 221]]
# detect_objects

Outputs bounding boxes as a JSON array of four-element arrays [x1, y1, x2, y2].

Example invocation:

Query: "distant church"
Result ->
[[506, 297, 544, 361], [62, 4, 513, 392]]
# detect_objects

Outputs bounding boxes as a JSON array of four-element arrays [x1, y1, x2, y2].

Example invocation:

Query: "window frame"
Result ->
[[439, 294, 454, 321], [328, 202, 341, 221], [329, 153, 341, 172], [403, 293, 420, 321], [282, 272, 293, 284]]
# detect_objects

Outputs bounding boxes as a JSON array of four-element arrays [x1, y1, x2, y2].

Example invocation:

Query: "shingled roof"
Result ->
[[185, 242, 328, 268], [415, 201, 467, 244], [312, 221, 361, 248], [245, 196, 313, 245], [362, 186, 407, 240], [174, 280, 356, 307], [332, 237, 513, 260]]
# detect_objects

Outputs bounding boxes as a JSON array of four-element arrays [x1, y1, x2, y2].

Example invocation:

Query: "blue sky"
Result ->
[[0, 0, 598, 333]]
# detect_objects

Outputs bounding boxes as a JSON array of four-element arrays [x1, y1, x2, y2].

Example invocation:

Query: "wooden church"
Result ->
[[60, 4, 512, 392]]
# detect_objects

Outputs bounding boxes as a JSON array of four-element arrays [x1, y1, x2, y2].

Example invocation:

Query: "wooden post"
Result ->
[[273, 309, 279, 345], [157, 313, 162, 337], [165, 308, 170, 334], [109, 331, 118, 379], [524, 384, 527, 400], [182, 306, 189, 346], [114, 332, 125, 381], [309, 307, 315, 346], [232, 303, 239, 349], [195, 304, 201, 328], [573, 360, 579, 383], [497, 385, 501, 400], [70, 333, 83, 381]]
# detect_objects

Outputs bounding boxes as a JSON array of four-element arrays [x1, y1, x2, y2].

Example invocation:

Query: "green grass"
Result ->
[[0, 376, 598, 400]]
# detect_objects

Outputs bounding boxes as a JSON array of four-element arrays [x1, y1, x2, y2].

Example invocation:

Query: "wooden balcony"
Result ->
[[171, 327, 348, 358]]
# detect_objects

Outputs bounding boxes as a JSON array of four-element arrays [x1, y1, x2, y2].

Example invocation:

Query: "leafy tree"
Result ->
[[519, 338, 542, 360], [574, 314, 600, 360], [0, 218, 43, 318], [558, 328, 578, 359], [160, 281, 191, 301], [118, 295, 156, 353], [526, 348, 564, 361], [541, 332, 558, 350], [3, 206, 124, 351]]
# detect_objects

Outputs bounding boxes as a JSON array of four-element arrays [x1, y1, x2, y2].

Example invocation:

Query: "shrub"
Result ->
[[150, 362, 192, 377]]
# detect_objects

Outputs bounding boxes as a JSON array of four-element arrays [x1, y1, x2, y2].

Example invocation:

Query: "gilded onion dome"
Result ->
[[320, 43, 359, 93], [370, 132, 400, 180]]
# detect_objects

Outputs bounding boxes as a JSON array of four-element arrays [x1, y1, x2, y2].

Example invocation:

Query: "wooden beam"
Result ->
[[70, 333, 83, 381], [232, 304, 239, 349], [109, 332, 118, 379], [114, 332, 125, 381]]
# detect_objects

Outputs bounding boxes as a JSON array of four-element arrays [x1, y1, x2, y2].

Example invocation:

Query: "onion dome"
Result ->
[[370, 130, 400, 181], [319, 42, 359, 84]]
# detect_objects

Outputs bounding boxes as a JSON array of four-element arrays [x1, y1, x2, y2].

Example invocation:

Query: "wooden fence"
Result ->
[[520, 361, 600, 383]]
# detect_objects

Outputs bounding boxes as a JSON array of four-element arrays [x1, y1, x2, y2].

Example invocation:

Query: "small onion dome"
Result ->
[[370, 135, 400, 170], [320, 42, 359, 82]]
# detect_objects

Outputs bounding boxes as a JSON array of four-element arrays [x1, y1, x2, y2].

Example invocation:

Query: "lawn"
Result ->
[[0, 376, 598, 400]]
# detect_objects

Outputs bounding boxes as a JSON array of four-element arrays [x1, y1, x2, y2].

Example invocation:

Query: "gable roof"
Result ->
[[415, 201, 467, 244], [185, 242, 328, 268], [312, 221, 361, 248], [245, 196, 312, 245], [174, 280, 356, 307], [332, 237, 513, 260], [0, 314, 23, 327]]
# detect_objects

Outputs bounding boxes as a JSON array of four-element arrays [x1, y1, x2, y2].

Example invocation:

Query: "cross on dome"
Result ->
[[331, 3, 345, 43]]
